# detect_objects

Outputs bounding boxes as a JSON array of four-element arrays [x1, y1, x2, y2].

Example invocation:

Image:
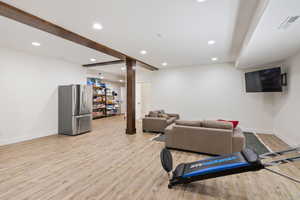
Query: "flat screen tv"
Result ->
[[245, 67, 282, 93]]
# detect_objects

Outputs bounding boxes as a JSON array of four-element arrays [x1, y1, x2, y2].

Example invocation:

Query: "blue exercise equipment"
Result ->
[[160, 147, 300, 188]]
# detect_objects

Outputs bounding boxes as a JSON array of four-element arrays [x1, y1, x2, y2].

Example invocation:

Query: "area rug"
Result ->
[[152, 134, 166, 142], [243, 132, 270, 155]]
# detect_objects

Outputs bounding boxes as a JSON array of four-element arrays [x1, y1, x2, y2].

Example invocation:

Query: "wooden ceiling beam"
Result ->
[[0, 1, 159, 71], [83, 60, 124, 67], [136, 60, 159, 71]]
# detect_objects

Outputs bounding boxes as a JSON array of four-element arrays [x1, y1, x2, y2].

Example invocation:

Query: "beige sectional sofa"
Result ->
[[165, 120, 245, 155], [142, 110, 180, 133]]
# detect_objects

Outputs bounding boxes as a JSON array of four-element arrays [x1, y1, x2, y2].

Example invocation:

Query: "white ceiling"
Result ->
[[0, 0, 300, 71], [1, 0, 241, 68], [236, 0, 300, 68], [0, 15, 150, 81], [0, 16, 116, 65]]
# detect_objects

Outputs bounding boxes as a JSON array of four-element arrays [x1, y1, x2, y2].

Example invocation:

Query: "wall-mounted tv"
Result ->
[[245, 67, 282, 93]]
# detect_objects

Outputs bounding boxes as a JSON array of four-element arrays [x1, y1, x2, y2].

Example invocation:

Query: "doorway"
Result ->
[[136, 82, 151, 120]]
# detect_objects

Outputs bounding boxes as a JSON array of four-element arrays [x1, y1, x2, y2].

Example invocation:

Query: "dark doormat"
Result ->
[[244, 132, 270, 155], [152, 134, 166, 142]]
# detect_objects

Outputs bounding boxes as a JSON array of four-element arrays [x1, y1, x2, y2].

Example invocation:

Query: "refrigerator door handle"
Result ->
[[75, 114, 92, 118], [79, 85, 83, 115], [79, 85, 89, 115], [72, 85, 78, 116]]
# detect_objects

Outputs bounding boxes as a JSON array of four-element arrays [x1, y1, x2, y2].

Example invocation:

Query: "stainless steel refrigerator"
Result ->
[[58, 84, 92, 136]]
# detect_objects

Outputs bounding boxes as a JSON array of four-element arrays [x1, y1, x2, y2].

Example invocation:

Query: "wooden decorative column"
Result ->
[[126, 58, 136, 134]]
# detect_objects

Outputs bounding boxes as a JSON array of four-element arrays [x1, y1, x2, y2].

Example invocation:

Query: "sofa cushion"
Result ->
[[170, 117, 177, 122], [158, 113, 169, 119], [166, 117, 177, 125], [203, 120, 233, 130], [167, 118, 174, 125], [158, 110, 165, 114], [149, 111, 159, 117], [175, 120, 202, 127]]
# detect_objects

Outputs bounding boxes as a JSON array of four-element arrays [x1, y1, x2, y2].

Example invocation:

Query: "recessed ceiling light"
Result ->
[[31, 42, 41, 46], [196, 0, 207, 2], [121, 67, 126, 71], [157, 33, 162, 38], [211, 57, 218, 61], [208, 40, 216, 45], [93, 23, 103, 30], [100, 76, 104, 79], [119, 80, 124, 82], [90, 58, 96, 62], [162, 62, 168, 66], [140, 50, 147, 55]]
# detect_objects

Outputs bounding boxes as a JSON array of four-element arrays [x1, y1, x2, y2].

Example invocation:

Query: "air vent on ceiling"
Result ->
[[278, 16, 300, 30]]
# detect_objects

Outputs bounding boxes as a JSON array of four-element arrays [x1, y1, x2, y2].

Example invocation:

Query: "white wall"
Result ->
[[2, 46, 297, 146], [150, 63, 275, 133], [273, 52, 300, 146], [0, 47, 86, 145], [86, 69, 124, 83], [136, 67, 153, 83]]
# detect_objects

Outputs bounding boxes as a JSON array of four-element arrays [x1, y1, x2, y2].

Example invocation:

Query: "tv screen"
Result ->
[[245, 67, 282, 93]]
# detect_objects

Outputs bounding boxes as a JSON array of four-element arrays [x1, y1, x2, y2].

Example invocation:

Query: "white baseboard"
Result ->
[[0, 132, 56, 146], [274, 134, 295, 147]]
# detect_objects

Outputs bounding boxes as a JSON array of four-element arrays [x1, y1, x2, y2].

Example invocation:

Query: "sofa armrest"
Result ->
[[232, 128, 245, 152], [142, 117, 168, 132], [167, 113, 180, 119]]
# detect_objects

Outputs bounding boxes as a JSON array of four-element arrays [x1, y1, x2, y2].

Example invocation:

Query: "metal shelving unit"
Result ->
[[93, 86, 107, 119], [88, 78, 121, 120]]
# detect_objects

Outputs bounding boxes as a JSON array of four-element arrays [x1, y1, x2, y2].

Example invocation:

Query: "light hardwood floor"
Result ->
[[0, 116, 299, 200]]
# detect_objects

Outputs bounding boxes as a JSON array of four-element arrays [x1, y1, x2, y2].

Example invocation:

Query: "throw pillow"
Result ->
[[149, 111, 159, 117], [218, 120, 239, 128], [158, 113, 169, 119]]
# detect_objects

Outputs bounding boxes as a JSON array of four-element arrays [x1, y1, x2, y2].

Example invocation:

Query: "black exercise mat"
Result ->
[[243, 132, 270, 155]]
